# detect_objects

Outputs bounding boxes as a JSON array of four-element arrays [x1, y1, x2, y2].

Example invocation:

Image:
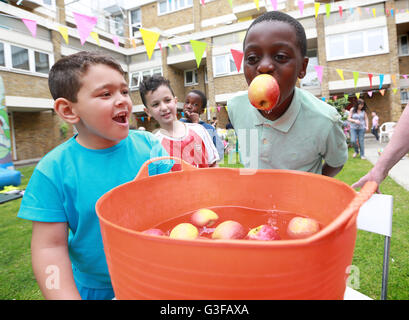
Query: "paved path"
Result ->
[[363, 134, 409, 191]]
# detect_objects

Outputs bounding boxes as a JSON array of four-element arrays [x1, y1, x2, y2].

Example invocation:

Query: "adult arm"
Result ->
[[352, 106, 409, 192], [365, 112, 369, 131], [31, 221, 82, 300]]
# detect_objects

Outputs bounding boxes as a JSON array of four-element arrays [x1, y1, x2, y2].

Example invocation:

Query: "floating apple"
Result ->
[[142, 228, 165, 236], [191, 208, 219, 227], [247, 224, 280, 240], [211, 220, 246, 240], [248, 74, 280, 111], [287, 217, 320, 239], [169, 223, 199, 240]]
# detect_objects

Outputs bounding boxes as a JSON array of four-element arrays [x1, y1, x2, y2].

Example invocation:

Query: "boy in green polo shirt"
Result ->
[[227, 11, 347, 177]]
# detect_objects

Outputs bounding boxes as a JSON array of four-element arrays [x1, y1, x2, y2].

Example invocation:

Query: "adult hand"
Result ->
[[351, 169, 384, 193]]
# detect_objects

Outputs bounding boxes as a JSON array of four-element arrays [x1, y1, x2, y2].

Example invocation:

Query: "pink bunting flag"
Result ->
[[73, 12, 98, 45], [298, 1, 304, 16], [217, 106, 221, 112], [367, 91, 373, 97], [112, 35, 119, 48], [339, 6, 343, 18], [230, 49, 244, 72], [403, 74, 408, 80], [200, 0, 205, 5], [314, 65, 324, 83], [271, 0, 277, 11], [22, 18, 37, 37], [158, 42, 163, 52]]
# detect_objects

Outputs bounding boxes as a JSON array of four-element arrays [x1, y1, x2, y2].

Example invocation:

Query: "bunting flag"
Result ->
[[353, 71, 359, 87], [368, 73, 373, 88], [200, 0, 205, 5], [344, 94, 349, 100], [403, 74, 408, 80], [131, 38, 136, 49], [58, 26, 69, 44], [73, 12, 97, 45], [325, 3, 331, 17], [355, 92, 360, 99], [391, 74, 397, 87], [357, 7, 362, 16], [190, 40, 207, 68], [392, 88, 398, 94], [139, 28, 160, 60], [22, 18, 37, 37], [298, 1, 304, 16], [373, 8, 376, 17], [230, 49, 244, 72], [112, 35, 120, 48], [315, 65, 323, 83], [254, 0, 259, 11], [379, 74, 384, 89], [158, 42, 162, 52], [227, 0, 232, 8], [333, 95, 337, 100], [368, 91, 373, 97], [168, 43, 173, 51], [90, 32, 100, 46], [379, 89, 385, 96], [339, 6, 343, 18], [336, 69, 344, 80], [315, 2, 320, 18], [271, 0, 277, 11]]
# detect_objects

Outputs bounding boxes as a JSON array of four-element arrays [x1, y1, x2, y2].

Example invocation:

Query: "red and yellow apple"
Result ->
[[169, 223, 199, 240], [287, 217, 320, 239], [211, 220, 246, 240], [248, 74, 280, 111], [142, 228, 165, 236], [190, 208, 219, 227], [247, 224, 280, 240]]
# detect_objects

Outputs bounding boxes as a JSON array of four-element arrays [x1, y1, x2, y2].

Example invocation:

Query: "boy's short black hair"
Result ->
[[139, 74, 175, 107], [48, 51, 125, 102], [243, 11, 307, 57], [189, 89, 207, 111]]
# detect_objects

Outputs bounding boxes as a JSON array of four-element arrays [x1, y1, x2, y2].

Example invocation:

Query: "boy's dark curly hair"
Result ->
[[243, 10, 307, 57]]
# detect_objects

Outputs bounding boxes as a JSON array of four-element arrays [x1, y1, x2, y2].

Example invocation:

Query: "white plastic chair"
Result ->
[[344, 193, 393, 300], [379, 122, 396, 143]]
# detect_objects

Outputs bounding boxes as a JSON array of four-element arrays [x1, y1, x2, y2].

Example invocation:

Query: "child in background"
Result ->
[[371, 111, 379, 141], [181, 89, 225, 161], [227, 11, 347, 177], [140, 75, 219, 170], [17, 51, 172, 300]]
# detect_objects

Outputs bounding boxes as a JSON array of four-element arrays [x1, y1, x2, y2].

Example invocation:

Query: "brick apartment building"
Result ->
[[0, 0, 408, 162]]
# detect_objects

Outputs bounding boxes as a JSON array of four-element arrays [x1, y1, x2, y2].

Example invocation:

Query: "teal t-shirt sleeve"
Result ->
[[147, 134, 174, 176], [323, 117, 348, 168], [17, 169, 67, 222]]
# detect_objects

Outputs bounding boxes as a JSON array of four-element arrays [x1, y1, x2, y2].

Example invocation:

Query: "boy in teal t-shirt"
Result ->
[[18, 51, 172, 300]]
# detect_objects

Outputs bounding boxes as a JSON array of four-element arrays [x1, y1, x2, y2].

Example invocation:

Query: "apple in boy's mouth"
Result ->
[[112, 111, 128, 124], [248, 74, 280, 111]]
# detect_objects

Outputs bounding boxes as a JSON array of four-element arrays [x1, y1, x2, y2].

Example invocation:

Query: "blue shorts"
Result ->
[[75, 280, 115, 300]]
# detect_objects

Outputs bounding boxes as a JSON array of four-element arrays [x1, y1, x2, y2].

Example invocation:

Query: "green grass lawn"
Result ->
[[1, 150, 408, 300]]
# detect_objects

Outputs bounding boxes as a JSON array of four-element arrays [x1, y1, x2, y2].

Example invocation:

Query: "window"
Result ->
[[326, 27, 388, 60], [184, 69, 198, 86], [0, 41, 52, 75], [399, 35, 409, 56], [130, 8, 142, 37], [158, 0, 193, 14], [110, 13, 124, 36], [35, 51, 49, 74], [401, 89, 409, 104], [213, 53, 242, 76], [130, 68, 162, 89], [0, 42, 4, 67], [300, 52, 320, 89], [11, 45, 29, 71]]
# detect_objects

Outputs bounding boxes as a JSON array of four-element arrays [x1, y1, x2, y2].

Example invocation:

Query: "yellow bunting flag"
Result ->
[[168, 43, 173, 50], [353, 71, 359, 87], [336, 69, 344, 81], [373, 8, 376, 17], [190, 40, 207, 68], [90, 32, 100, 46], [58, 26, 69, 44], [315, 2, 320, 18], [227, 0, 233, 8], [176, 44, 182, 51], [325, 3, 331, 17], [254, 0, 259, 10], [392, 88, 398, 94], [355, 92, 360, 99], [139, 28, 160, 60]]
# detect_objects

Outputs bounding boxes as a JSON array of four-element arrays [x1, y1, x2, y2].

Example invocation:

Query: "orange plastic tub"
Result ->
[[96, 157, 377, 300]]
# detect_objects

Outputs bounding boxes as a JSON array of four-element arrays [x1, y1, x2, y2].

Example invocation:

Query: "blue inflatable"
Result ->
[[0, 167, 21, 189]]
